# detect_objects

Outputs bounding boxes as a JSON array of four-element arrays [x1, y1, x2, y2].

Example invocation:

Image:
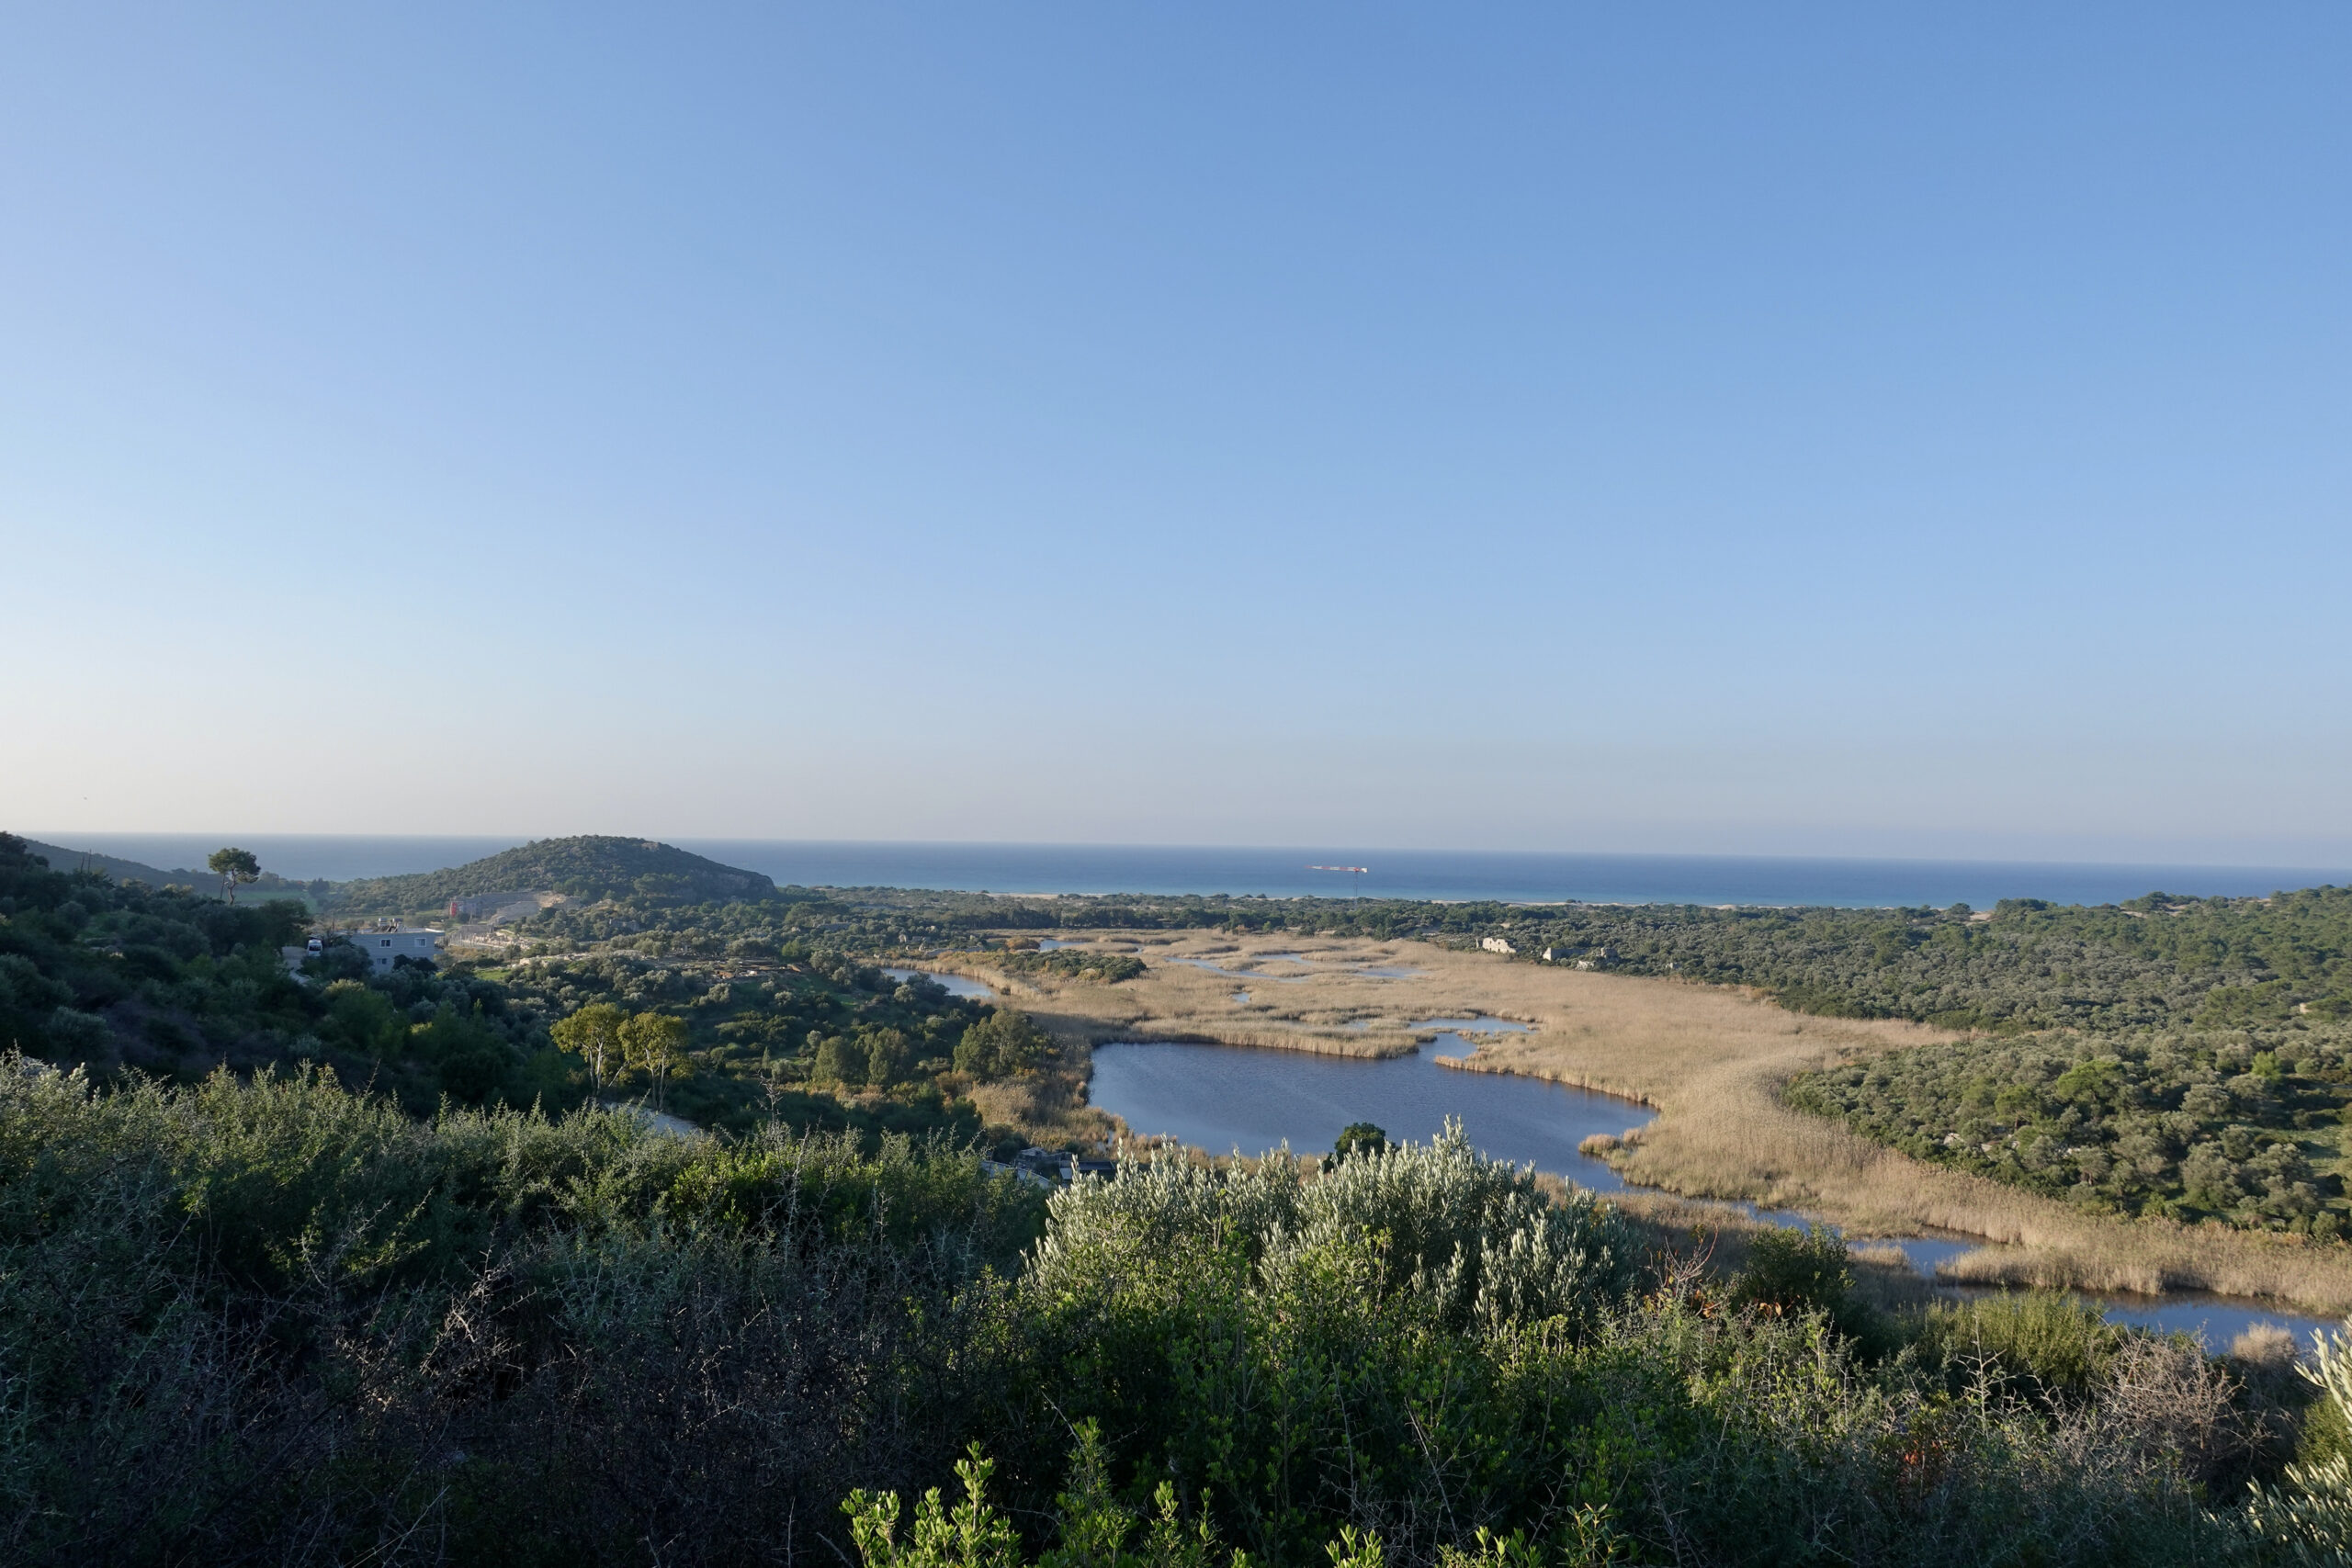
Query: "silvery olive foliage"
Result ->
[[1031, 1123, 1640, 1333], [2238, 1324, 2352, 1564]]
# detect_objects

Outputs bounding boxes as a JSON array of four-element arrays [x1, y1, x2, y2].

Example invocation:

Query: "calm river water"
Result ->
[[882, 967, 998, 1001], [1088, 1037, 2341, 1353], [1092, 1031, 1648, 1191]]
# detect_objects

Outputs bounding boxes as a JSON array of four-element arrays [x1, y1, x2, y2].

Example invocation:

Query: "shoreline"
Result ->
[[1430, 1049, 1660, 1109]]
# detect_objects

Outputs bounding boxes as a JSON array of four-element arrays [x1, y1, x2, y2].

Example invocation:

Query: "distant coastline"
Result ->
[[20, 833, 2351, 910]]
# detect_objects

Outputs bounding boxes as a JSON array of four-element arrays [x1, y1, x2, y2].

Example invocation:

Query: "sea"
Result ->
[[28, 834, 2352, 908]]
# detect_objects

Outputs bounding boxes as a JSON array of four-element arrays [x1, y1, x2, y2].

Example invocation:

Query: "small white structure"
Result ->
[[1479, 936, 1516, 955], [351, 928, 444, 974]]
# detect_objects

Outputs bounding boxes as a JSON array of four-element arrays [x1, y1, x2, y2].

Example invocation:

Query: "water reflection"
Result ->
[[881, 967, 997, 1001], [1089, 1033, 1653, 1191]]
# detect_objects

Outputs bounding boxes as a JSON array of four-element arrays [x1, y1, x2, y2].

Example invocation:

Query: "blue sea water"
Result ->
[[684, 841, 2350, 908], [27, 834, 2348, 908]]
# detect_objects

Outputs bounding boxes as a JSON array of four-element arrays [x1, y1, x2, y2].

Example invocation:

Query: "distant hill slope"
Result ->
[[19, 839, 200, 888], [324, 836, 778, 914], [17, 839, 321, 904]]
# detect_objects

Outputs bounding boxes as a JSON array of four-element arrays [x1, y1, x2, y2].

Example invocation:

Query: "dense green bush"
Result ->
[[1787, 1024, 2352, 1231], [954, 1007, 1053, 1079], [1725, 1225, 1854, 1318], [0, 1060, 1040, 1566], [0, 1066, 2306, 1566], [988, 948, 1150, 984], [1908, 1292, 2124, 1407]]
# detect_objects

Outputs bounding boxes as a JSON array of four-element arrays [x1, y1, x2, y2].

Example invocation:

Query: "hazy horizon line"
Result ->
[[21, 829, 2352, 879]]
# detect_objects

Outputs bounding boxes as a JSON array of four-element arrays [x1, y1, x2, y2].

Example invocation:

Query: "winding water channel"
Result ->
[[1089, 1032, 2340, 1353]]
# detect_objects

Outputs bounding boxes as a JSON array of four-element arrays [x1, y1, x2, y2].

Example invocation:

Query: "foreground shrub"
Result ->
[[0, 1066, 2279, 1565], [2241, 1322, 2352, 1562], [1724, 1225, 1853, 1318], [1912, 1291, 2124, 1407]]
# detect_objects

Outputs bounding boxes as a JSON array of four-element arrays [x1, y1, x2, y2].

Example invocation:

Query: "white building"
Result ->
[[350, 928, 444, 974], [1479, 936, 1516, 955]]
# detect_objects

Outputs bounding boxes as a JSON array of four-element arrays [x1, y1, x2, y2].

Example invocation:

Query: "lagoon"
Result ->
[[1091, 1032, 1652, 1193], [1088, 1035, 2340, 1351]]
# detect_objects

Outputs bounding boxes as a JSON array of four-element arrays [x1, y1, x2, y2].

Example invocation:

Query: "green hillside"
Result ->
[[323, 835, 777, 914], [19, 840, 202, 890], [17, 840, 319, 905]]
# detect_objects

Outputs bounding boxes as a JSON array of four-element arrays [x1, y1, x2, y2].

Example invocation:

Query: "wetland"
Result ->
[[937, 931, 2352, 1320]]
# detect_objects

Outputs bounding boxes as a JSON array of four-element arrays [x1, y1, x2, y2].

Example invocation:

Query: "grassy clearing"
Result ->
[[974, 933, 2352, 1314]]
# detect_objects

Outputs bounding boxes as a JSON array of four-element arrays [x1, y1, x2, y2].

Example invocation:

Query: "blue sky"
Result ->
[[5, 5, 2347, 863]]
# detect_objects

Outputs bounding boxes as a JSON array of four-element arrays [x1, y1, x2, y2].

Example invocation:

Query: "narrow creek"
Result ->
[[1087, 1032, 2340, 1352]]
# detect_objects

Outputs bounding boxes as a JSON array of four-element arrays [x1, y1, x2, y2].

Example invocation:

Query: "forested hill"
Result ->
[[325, 836, 778, 915]]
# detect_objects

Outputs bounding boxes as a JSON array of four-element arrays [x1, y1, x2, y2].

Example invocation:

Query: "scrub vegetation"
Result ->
[[1471, 890, 2352, 1034], [0, 836, 1070, 1152], [6, 1064, 2333, 1568], [1788, 1024, 2352, 1233], [322, 834, 784, 914], [684, 883, 2352, 1038], [0, 831, 541, 1105], [23, 830, 2352, 1300]]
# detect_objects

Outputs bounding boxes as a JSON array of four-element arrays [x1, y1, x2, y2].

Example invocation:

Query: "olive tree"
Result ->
[[619, 1010, 689, 1115], [550, 1001, 626, 1103]]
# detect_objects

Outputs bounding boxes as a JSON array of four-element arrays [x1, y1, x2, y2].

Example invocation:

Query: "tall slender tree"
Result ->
[[619, 1011, 689, 1117], [550, 1001, 627, 1105]]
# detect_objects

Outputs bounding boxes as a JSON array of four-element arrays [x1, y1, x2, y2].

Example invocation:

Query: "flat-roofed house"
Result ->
[[353, 929, 443, 974]]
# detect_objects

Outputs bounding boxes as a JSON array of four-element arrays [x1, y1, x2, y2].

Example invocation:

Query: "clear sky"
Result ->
[[5, 5, 2346, 864]]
